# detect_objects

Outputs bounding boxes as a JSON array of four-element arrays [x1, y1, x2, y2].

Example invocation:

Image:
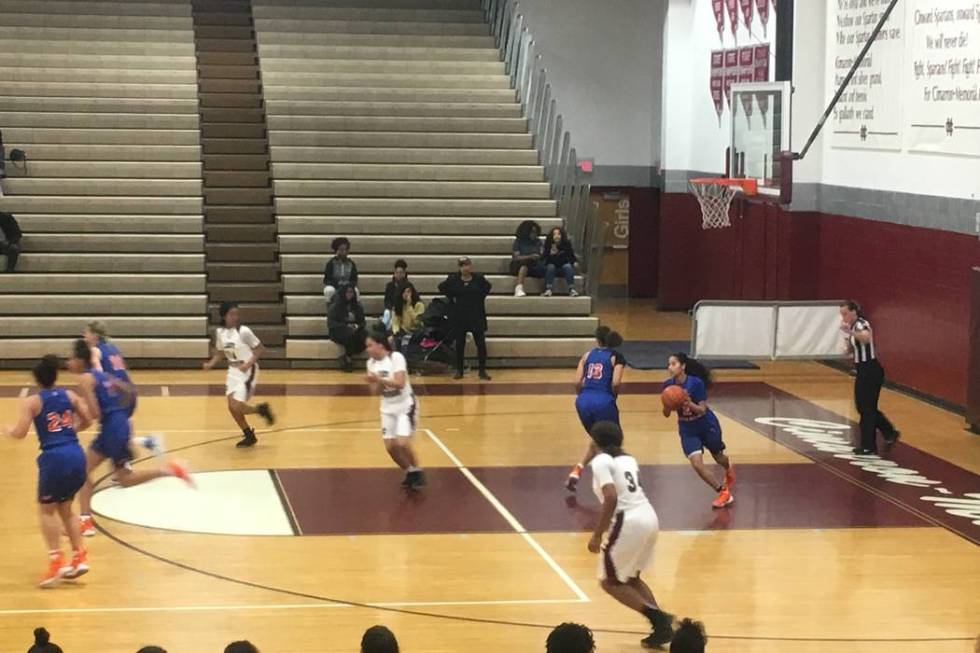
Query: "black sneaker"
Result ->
[[401, 471, 414, 488], [883, 430, 901, 452], [410, 470, 426, 488], [641, 610, 674, 649], [236, 429, 257, 448], [852, 447, 876, 455], [452, 370, 463, 380], [256, 402, 275, 426], [478, 370, 492, 381]]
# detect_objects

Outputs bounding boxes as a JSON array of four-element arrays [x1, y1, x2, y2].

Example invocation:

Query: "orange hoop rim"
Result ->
[[689, 177, 758, 196]]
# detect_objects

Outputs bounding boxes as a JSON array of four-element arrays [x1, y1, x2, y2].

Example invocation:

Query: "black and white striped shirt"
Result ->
[[850, 318, 877, 363]]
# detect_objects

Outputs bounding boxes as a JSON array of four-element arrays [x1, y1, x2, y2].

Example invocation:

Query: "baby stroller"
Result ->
[[400, 297, 456, 374]]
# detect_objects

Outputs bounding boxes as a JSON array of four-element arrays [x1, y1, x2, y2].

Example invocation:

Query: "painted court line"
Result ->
[[141, 428, 378, 434], [161, 385, 170, 398], [0, 598, 585, 617], [423, 428, 590, 603]]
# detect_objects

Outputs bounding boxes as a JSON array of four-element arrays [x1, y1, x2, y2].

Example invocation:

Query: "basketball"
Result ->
[[661, 385, 688, 411]]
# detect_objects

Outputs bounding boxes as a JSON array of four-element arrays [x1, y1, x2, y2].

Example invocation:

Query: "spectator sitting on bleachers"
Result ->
[[135, 647, 167, 653], [0, 211, 22, 273], [360, 625, 399, 653], [541, 226, 579, 297], [511, 219, 544, 297], [327, 283, 367, 372], [224, 642, 259, 653], [390, 283, 425, 348], [27, 628, 62, 653], [382, 259, 410, 328], [670, 618, 707, 652], [546, 622, 595, 653], [322, 237, 359, 306]]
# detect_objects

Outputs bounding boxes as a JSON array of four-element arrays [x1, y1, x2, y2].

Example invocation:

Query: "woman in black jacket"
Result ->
[[541, 226, 578, 297], [438, 256, 492, 380], [327, 284, 366, 371]]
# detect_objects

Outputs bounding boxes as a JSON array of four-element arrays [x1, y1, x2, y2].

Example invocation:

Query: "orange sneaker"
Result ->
[[79, 515, 96, 537], [168, 460, 196, 489], [725, 464, 736, 490], [712, 486, 734, 509], [39, 552, 65, 588], [565, 464, 583, 493], [60, 549, 89, 580]]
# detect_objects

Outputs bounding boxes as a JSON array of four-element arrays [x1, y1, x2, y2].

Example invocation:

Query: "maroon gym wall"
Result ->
[[658, 191, 979, 407]]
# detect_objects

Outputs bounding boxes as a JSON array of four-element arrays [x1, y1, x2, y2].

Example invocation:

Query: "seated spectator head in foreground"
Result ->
[[360, 625, 399, 653], [224, 642, 259, 653], [670, 618, 707, 653], [393, 259, 408, 283], [546, 622, 595, 653], [27, 628, 62, 653], [135, 647, 167, 653], [332, 236, 351, 258]]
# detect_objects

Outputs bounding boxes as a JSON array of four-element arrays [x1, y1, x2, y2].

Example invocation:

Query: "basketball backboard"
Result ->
[[729, 81, 792, 203]]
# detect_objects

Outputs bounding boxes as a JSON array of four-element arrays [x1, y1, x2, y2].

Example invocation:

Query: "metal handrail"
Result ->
[[483, 0, 606, 300]]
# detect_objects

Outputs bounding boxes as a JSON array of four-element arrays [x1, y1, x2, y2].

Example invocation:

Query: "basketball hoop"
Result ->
[[689, 178, 758, 229]]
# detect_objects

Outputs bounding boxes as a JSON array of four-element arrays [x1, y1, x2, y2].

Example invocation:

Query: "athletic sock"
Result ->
[[407, 466, 421, 473], [570, 463, 583, 478]]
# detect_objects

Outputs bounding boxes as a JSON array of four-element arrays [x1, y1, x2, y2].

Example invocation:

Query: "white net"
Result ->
[[689, 180, 739, 229]]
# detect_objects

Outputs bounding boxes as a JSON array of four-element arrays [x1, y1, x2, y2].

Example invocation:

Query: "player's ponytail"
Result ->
[[593, 325, 611, 346], [674, 352, 712, 389], [606, 330, 623, 349]]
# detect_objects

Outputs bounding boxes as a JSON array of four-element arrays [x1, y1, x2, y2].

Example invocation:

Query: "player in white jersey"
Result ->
[[202, 302, 275, 448], [364, 330, 425, 489], [587, 421, 674, 649]]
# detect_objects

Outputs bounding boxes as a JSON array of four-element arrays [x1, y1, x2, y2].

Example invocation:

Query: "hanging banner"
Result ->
[[711, 50, 726, 118], [726, 0, 740, 39], [754, 43, 771, 81], [712, 0, 726, 40], [756, 0, 770, 36], [906, 0, 980, 156], [740, 0, 754, 33], [827, 0, 906, 150], [724, 49, 740, 108]]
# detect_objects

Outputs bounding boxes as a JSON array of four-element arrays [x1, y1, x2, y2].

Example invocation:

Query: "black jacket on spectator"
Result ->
[[327, 296, 366, 334], [542, 238, 576, 268], [438, 273, 492, 331], [384, 278, 410, 310], [322, 256, 358, 289], [0, 211, 21, 242]]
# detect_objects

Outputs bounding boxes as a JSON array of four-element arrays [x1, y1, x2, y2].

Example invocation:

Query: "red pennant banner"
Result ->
[[711, 50, 725, 117], [756, 0, 770, 35], [739, 0, 754, 30], [754, 44, 770, 81], [726, 0, 739, 37], [712, 0, 725, 38]]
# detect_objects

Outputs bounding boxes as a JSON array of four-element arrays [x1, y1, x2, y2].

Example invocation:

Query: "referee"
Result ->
[[839, 300, 900, 455]]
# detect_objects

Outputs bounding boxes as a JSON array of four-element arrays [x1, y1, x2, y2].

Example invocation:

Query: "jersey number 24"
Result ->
[[45, 410, 73, 433]]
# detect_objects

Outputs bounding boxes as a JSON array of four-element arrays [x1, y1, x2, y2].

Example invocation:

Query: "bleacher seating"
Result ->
[[0, 0, 209, 362], [253, 0, 597, 364]]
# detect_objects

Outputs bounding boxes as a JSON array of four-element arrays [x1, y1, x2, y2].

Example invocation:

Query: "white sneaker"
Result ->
[[514, 285, 526, 297], [138, 433, 165, 456], [542, 288, 553, 297], [569, 288, 580, 297]]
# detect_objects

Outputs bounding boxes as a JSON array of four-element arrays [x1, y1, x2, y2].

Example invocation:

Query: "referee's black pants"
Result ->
[[854, 360, 896, 451], [454, 325, 487, 374]]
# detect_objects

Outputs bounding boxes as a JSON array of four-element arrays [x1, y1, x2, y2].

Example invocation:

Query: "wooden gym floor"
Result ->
[[0, 300, 977, 652]]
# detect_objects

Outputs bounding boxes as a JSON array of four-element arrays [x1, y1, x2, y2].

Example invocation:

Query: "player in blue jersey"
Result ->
[[68, 340, 194, 537], [2, 355, 94, 587], [83, 323, 163, 465], [663, 353, 735, 508], [566, 326, 627, 492]]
